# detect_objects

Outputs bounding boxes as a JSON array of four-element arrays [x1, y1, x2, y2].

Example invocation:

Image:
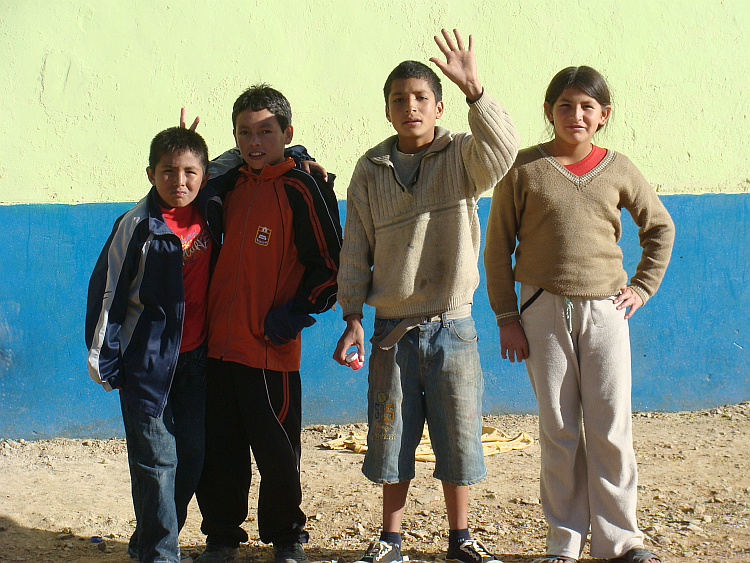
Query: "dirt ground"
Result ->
[[1, 403, 748, 563]]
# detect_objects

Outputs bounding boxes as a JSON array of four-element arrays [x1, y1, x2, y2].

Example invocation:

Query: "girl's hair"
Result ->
[[545, 66, 612, 131]]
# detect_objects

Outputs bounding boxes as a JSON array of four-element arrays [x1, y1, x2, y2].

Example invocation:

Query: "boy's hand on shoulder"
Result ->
[[179, 107, 200, 131], [301, 160, 328, 182], [429, 28, 483, 102], [264, 300, 316, 345]]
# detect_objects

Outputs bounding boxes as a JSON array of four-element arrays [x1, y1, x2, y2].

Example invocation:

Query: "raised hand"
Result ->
[[179, 107, 200, 131], [429, 28, 483, 102]]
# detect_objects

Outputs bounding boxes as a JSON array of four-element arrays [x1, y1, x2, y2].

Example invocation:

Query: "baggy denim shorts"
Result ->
[[362, 315, 486, 486]]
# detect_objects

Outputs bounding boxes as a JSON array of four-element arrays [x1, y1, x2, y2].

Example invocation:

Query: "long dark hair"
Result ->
[[545, 66, 612, 131]]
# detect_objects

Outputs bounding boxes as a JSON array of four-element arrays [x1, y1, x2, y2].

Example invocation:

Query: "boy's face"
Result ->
[[233, 108, 293, 172], [147, 150, 208, 208], [385, 77, 444, 154]]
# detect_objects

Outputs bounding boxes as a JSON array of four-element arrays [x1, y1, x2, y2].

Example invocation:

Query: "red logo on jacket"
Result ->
[[255, 226, 271, 246]]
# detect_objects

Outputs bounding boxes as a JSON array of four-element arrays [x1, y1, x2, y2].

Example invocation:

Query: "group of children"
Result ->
[[86, 28, 673, 563]]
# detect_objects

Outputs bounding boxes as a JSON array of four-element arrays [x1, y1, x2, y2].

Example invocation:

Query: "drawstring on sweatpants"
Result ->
[[564, 297, 573, 334]]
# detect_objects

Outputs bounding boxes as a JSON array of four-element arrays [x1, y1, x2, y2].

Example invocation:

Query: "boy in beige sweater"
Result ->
[[333, 29, 519, 563]]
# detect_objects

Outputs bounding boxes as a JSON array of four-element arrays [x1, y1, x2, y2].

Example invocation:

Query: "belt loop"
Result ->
[[441, 311, 449, 328]]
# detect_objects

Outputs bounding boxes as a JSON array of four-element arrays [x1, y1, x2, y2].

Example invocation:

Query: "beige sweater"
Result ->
[[484, 145, 676, 326], [338, 93, 520, 319]]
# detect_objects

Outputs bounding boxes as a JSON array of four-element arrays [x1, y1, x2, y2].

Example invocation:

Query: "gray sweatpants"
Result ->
[[520, 284, 644, 559]]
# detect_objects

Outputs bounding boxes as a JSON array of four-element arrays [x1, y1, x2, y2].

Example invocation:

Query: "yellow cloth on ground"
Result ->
[[320, 425, 533, 462]]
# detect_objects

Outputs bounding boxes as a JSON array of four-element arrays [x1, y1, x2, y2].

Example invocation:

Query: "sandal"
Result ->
[[610, 547, 662, 563], [532, 557, 577, 563]]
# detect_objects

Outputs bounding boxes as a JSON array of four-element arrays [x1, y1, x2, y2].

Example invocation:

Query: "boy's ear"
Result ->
[[200, 171, 210, 189], [435, 100, 445, 119], [146, 167, 156, 186], [232, 129, 238, 147], [284, 125, 294, 144], [385, 104, 392, 123]]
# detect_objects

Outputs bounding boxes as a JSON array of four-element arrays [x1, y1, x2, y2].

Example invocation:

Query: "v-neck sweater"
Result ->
[[484, 145, 675, 326]]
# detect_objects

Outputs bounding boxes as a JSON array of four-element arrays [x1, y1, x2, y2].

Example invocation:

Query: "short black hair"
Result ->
[[383, 60, 442, 104], [232, 83, 292, 131], [148, 127, 209, 171]]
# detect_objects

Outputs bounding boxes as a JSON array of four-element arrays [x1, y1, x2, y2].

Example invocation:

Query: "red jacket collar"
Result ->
[[239, 157, 296, 182]]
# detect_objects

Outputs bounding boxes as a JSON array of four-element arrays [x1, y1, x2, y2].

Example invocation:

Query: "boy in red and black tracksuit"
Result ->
[[195, 84, 341, 563]]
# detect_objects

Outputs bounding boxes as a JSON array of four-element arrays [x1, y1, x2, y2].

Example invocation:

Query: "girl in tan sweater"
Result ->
[[484, 67, 674, 563]]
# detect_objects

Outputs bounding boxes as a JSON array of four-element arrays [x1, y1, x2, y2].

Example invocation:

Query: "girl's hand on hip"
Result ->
[[614, 285, 644, 319]]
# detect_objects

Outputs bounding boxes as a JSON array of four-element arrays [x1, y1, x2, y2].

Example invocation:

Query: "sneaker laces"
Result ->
[[459, 539, 492, 561], [364, 541, 396, 562]]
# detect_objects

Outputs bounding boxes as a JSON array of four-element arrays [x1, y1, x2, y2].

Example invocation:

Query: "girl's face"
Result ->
[[544, 87, 611, 148]]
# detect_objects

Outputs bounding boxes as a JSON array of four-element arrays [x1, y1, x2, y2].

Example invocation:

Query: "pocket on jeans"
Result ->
[[370, 318, 392, 343], [449, 317, 478, 342]]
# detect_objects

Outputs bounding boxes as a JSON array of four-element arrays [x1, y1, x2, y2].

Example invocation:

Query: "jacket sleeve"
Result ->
[[85, 213, 143, 391], [284, 172, 342, 315]]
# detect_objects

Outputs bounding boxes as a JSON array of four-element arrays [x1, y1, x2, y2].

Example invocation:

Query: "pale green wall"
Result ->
[[2, 0, 749, 204]]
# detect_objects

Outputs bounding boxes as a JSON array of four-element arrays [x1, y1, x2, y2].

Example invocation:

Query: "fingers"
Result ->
[[333, 339, 349, 365], [333, 326, 364, 365], [500, 321, 529, 363], [614, 286, 644, 319], [303, 161, 329, 182], [428, 56, 448, 74], [180, 107, 200, 131], [441, 28, 459, 51], [623, 303, 639, 319], [433, 29, 470, 55]]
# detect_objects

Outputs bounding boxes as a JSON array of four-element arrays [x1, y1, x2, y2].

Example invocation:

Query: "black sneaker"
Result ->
[[195, 544, 240, 562], [275, 542, 310, 563], [354, 541, 406, 563], [446, 539, 502, 563]]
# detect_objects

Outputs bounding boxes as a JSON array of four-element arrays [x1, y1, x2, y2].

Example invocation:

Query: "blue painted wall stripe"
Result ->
[[0, 194, 747, 439]]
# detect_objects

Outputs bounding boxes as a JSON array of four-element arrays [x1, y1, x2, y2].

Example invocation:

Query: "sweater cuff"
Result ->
[[628, 283, 650, 305], [466, 88, 485, 105], [495, 311, 520, 327], [341, 304, 364, 320]]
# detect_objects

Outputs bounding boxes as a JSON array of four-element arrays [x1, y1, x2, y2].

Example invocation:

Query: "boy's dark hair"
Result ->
[[149, 127, 209, 171], [232, 83, 292, 131], [383, 61, 442, 104], [545, 66, 612, 131]]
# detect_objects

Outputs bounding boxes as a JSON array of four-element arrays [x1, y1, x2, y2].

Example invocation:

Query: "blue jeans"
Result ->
[[362, 315, 486, 486], [122, 343, 207, 563]]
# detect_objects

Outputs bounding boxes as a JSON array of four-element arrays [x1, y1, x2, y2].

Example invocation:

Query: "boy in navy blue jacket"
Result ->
[[86, 127, 213, 563]]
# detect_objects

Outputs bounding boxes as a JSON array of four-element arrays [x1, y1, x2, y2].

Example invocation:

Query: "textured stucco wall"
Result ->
[[1, 0, 749, 204], [0, 2, 748, 437]]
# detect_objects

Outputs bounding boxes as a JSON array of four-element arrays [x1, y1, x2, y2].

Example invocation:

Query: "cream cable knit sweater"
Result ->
[[338, 93, 520, 319]]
